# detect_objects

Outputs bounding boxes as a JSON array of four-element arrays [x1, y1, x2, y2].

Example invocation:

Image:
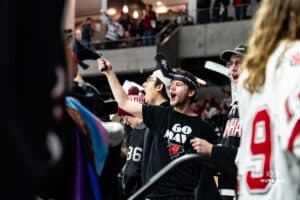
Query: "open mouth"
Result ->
[[232, 74, 239, 80], [170, 93, 176, 101]]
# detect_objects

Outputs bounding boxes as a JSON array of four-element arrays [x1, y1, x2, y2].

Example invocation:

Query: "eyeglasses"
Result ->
[[226, 61, 242, 67]]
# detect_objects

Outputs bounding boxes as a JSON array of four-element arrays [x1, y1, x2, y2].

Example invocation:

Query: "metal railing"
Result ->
[[92, 35, 156, 50], [128, 154, 206, 200], [155, 22, 174, 44], [90, 21, 176, 50], [187, 2, 260, 25]]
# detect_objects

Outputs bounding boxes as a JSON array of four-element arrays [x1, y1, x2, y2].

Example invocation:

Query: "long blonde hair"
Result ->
[[242, 0, 300, 93]]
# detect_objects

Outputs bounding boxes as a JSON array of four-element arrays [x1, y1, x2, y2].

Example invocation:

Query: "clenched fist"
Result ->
[[190, 138, 213, 156]]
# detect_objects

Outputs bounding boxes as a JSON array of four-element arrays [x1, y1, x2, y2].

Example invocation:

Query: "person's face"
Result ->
[[143, 74, 159, 104], [227, 54, 242, 85], [169, 80, 191, 107]]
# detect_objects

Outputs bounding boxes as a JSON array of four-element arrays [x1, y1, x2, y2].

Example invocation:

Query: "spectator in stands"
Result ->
[[104, 14, 125, 49], [140, 70, 171, 186], [203, 99, 218, 120], [176, 12, 194, 26], [81, 17, 94, 50], [66, 31, 126, 200], [118, 70, 172, 199], [237, 0, 300, 199], [119, 13, 137, 47], [212, 0, 230, 22], [197, 0, 211, 24], [119, 13, 134, 37], [119, 13, 131, 33], [136, 20, 144, 46], [3, 1, 71, 198], [191, 45, 247, 200], [142, 4, 157, 46], [233, 0, 251, 20], [119, 86, 145, 199], [98, 57, 219, 200], [109, 70, 171, 199]]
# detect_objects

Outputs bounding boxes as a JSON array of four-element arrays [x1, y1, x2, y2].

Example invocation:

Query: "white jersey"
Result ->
[[237, 41, 300, 200]]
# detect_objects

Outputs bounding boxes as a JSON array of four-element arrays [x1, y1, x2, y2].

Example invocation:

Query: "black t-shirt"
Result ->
[[122, 123, 147, 197], [142, 101, 169, 185], [142, 104, 216, 198]]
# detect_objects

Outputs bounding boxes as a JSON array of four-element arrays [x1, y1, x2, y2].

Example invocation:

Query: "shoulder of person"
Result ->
[[144, 103, 169, 111]]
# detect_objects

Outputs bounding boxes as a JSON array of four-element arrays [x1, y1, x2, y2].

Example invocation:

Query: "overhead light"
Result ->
[[133, 10, 139, 19], [107, 8, 117, 15], [122, 5, 128, 13], [156, 1, 163, 6]]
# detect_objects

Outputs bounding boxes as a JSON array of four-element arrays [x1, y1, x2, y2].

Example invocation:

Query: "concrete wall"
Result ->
[[179, 25, 206, 58], [179, 20, 253, 58]]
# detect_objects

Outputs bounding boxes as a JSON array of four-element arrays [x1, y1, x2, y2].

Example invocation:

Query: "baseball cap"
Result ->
[[117, 86, 144, 116], [171, 68, 201, 102], [152, 69, 171, 98], [220, 45, 247, 61]]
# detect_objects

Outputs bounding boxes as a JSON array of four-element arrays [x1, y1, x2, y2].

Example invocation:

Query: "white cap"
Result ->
[[152, 69, 171, 98], [102, 122, 125, 147], [122, 80, 144, 92]]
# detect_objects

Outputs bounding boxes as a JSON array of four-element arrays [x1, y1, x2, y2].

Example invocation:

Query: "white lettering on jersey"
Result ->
[[127, 146, 142, 162], [223, 118, 241, 137], [172, 123, 192, 135], [164, 123, 192, 144]]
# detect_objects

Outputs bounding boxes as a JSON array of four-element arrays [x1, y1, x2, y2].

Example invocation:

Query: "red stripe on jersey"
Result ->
[[285, 98, 293, 122], [288, 120, 300, 154]]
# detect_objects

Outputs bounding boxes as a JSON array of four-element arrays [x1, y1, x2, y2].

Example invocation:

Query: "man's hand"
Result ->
[[190, 138, 213, 156], [97, 58, 112, 74]]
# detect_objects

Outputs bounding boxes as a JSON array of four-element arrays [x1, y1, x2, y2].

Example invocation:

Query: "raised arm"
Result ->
[[97, 58, 143, 119]]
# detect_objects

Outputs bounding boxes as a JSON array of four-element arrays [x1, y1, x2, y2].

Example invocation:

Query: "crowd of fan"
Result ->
[[79, 1, 261, 50]]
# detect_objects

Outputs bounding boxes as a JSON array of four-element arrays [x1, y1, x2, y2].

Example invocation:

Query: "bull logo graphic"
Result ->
[[167, 143, 184, 159]]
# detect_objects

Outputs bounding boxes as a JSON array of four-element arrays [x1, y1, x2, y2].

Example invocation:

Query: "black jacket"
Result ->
[[210, 101, 241, 196]]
